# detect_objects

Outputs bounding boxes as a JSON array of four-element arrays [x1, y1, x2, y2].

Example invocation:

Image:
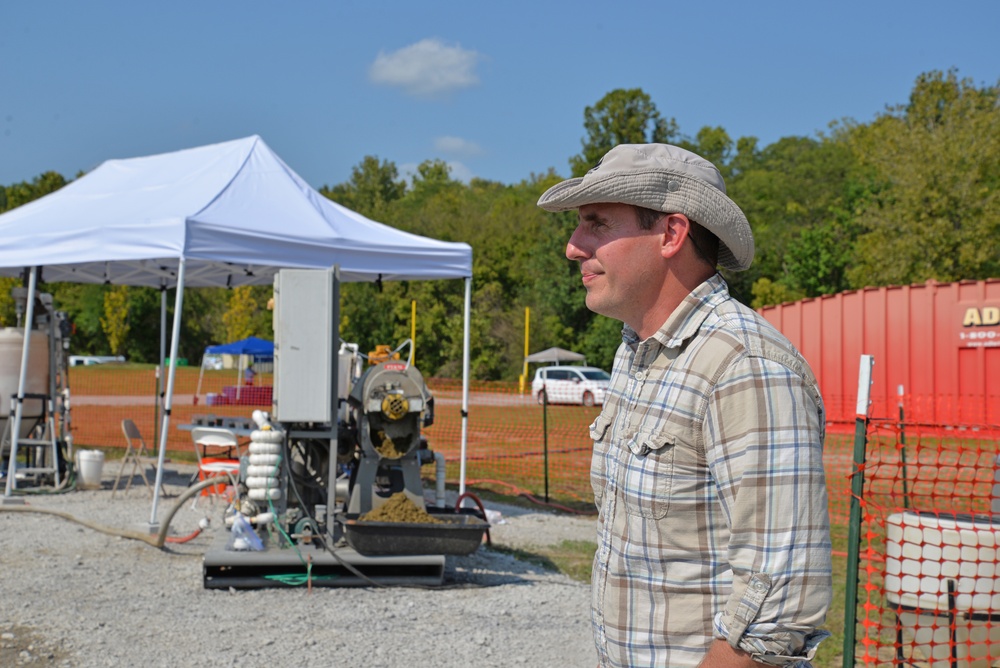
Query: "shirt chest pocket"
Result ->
[[617, 431, 674, 519], [589, 414, 613, 505]]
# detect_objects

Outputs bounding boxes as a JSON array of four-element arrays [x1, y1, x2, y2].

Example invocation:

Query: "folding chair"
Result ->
[[190, 426, 242, 507], [112, 419, 163, 498]]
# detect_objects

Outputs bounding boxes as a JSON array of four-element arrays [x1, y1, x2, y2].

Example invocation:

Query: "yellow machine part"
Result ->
[[368, 344, 401, 365], [381, 394, 409, 421]]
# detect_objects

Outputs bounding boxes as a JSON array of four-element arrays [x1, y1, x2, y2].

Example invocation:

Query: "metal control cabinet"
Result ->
[[272, 268, 338, 423]]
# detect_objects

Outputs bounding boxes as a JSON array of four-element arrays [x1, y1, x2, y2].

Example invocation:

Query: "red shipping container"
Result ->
[[757, 279, 1000, 429]]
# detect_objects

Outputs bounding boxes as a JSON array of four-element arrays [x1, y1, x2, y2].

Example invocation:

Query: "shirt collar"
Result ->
[[622, 273, 730, 349]]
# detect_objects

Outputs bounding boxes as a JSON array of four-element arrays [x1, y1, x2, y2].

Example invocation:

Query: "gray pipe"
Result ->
[[434, 451, 446, 508]]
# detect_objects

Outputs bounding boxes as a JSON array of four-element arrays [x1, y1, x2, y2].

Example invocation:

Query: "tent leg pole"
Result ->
[[155, 283, 166, 455], [327, 266, 341, 536], [459, 277, 471, 496], [3, 266, 38, 500], [149, 260, 186, 529]]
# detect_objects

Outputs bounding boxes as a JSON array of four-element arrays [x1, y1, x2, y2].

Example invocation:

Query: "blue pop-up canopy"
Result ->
[[196, 336, 274, 402], [204, 336, 274, 360]]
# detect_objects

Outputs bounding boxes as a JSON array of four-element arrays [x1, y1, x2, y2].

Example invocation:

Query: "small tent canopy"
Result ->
[[525, 347, 587, 365], [0, 136, 474, 524], [197, 336, 275, 402], [204, 336, 274, 359]]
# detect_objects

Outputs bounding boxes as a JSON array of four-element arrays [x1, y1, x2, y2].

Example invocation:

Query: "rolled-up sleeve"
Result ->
[[703, 353, 833, 665]]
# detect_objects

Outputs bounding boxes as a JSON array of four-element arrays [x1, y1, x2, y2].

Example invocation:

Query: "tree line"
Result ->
[[1, 69, 997, 380]]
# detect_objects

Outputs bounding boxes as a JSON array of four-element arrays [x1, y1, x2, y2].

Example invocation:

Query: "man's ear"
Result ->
[[660, 213, 691, 260]]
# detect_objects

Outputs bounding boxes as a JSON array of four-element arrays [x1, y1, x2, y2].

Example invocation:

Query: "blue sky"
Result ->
[[2, 0, 998, 190]]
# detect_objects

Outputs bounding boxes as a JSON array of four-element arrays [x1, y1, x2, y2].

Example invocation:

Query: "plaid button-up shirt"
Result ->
[[590, 274, 832, 667]]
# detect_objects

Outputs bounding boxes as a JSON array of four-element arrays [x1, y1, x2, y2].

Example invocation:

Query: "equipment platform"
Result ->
[[202, 534, 446, 588]]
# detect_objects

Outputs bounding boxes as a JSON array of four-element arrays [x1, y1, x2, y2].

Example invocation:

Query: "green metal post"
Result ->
[[843, 355, 874, 668], [842, 415, 869, 668], [542, 386, 549, 503]]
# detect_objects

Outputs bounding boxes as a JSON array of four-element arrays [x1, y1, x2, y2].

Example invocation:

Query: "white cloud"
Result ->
[[369, 39, 481, 97], [434, 136, 483, 156]]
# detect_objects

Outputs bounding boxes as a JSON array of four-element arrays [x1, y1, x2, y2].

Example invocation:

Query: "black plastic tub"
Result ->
[[343, 507, 489, 556]]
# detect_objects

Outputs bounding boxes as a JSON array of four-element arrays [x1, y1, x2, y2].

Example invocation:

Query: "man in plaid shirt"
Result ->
[[538, 144, 832, 667]]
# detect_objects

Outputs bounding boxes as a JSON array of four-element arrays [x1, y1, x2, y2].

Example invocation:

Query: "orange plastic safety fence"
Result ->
[[66, 366, 858, 513], [821, 393, 1000, 431], [825, 431, 855, 526], [67, 365, 272, 458], [850, 417, 1000, 667], [407, 378, 598, 506]]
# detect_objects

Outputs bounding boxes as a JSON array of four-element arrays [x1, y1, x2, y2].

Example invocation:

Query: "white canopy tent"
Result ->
[[525, 347, 586, 365], [0, 135, 474, 527]]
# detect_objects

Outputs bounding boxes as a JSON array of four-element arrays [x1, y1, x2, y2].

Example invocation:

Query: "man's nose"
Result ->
[[566, 227, 589, 261]]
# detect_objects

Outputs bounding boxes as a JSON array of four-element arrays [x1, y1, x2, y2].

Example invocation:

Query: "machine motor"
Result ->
[[346, 359, 435, 516]]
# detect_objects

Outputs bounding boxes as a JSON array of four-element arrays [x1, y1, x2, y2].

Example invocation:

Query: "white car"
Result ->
[[531, 366, 611, 407]]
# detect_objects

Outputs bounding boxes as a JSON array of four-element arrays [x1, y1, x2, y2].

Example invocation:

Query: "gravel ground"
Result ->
[[0, 462, 598, 667]]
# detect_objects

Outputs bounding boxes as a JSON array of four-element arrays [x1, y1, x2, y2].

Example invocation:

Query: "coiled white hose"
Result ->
[[246, 425, 283, 502]]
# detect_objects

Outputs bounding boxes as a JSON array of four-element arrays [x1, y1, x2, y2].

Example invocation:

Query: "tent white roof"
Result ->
[[0, 135, 471, 285], [525, 347, 586, 364]]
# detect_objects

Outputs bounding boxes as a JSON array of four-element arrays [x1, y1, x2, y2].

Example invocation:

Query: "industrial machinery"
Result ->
[[346, 359, 435, 515], [202, 268, 488, 588], [1, 284, 73, 491]]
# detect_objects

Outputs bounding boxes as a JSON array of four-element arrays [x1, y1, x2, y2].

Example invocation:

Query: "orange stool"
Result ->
[[197, 457, 240, 499]]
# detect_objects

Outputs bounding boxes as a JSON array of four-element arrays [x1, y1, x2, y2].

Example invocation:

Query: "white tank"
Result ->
[[885, 510, 1000, 668], [0, 328, 50, 439]]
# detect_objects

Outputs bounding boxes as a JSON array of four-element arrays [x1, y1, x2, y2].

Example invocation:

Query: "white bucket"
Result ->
[[76, 450, 105, 490], [885, 511, 1000, 668]]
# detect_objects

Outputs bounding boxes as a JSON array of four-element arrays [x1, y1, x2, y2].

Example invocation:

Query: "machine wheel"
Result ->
[[581, 391, 595, 407], [536, 390, 547, 405]]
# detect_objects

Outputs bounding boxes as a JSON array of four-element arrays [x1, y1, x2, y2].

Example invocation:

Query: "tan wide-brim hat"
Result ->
[[537, 143, 754, 271]]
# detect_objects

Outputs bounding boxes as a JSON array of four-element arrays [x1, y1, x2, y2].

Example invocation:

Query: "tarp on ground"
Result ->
[[525, 347, 586, 364]]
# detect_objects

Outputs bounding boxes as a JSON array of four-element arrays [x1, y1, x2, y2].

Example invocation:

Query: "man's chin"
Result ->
[[585, 294, 612, 318]]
